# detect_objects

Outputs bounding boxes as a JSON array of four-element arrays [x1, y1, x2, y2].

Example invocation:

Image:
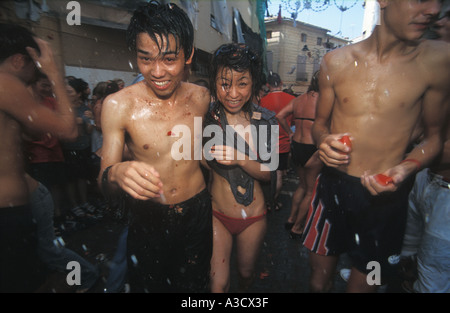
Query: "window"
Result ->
[[317, 37, 322, 46], [296, 55, 307, 81], [301, 33, 307, 43]]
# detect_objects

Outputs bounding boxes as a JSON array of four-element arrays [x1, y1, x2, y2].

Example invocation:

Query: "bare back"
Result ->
[[101, 81, 210, 204], [292, 91, 318, 145], [320, 39, 450, 176]]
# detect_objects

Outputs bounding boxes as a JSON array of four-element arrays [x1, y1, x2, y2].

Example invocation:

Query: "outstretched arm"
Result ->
[[276, 99, 294, 140]]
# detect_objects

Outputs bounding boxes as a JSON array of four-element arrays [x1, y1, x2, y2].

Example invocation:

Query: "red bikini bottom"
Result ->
[[213, 210, 267, 235]]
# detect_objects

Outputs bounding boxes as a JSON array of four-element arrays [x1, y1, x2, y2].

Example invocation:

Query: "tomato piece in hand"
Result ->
[[374, 174, 394, 186], [338, 135, 352, 154], [339, 135, 352, 148]]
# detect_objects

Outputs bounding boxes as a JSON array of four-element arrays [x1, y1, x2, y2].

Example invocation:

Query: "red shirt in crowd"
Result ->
[[259, 91, 295, 154]]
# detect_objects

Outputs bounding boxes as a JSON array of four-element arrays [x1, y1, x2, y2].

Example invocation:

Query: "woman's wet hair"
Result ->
[[126, 1, 194, 61], [209, 43, 263, 114], [0, 23, 40, 63]]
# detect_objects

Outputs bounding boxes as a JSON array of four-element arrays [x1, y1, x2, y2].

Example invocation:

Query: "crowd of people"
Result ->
[[0, 0, 449, 293], [26, 74, 124, 226]]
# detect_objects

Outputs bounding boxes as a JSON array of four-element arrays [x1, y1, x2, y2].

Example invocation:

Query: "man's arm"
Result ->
[[312, 56, 350, 167], [0, 38, 76, 140], [98, 95, 163, 201], [27, 38, 77, 139], [276, 99, 294, 138]]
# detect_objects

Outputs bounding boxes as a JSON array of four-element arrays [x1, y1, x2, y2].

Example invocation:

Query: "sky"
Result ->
[[266, 0, 366, 39]]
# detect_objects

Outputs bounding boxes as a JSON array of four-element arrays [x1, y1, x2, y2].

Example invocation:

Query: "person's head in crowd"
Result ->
[[307, 70, 320, 93], [32, 72, 53, 99], [267, 72, 282, 89], [66, 78, 86, 105], [113, 78, 125, 90], [209, 43, 263, 116], [0, 23, 40, 85], [92, 81, 108, 102], [126, 1, 195, 98], [105, 81, 120, 98], [435, 0, 450, 42]]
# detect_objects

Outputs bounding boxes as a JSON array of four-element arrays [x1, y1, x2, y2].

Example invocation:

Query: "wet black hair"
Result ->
[[126, 1, 194, 61], [67, 78, 86, 95], [267, 72, 282, 88], [308, 70, 320, 93], [0, 23, 40, 63], [105, 81, 119, 97], [209, 43, 263, 115]]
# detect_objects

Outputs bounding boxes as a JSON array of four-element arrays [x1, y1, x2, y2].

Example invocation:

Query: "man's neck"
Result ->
[[269, 87, 282, 92], [364, 28, 420, 63]]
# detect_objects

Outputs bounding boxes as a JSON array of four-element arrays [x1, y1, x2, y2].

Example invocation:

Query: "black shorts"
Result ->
[[0, 205, 45, 292], [126, 189, 212, 292], [302, 167, 412, 279], [63, 147, 92, 181], [292, 141, 317, 167], [28, 162, 67, 188], [277, 152, 289, 171]]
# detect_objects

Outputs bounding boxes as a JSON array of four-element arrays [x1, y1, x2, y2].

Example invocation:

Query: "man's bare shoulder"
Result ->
[[420, 39, 450, 65], [322, 43, 362, 71], [180, 81, 211, 112], [102, 82, 141, 110]]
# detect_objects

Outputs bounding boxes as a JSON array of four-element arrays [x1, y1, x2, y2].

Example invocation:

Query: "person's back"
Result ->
[[292, 91, 318, 145], [260, 73, 295, 155]]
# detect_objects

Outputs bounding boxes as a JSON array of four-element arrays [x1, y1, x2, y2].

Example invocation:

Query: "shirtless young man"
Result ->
[[302, 0, 450, 293], [99, 2, 212, 292], [0, 23, 77, 292]]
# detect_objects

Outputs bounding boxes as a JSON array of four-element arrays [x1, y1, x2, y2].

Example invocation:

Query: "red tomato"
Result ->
[[339, 135, 352, 148], [374, 174, 393, 186]]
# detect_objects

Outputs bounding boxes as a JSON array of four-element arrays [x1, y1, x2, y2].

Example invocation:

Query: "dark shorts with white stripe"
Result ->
[[302, 166, 413, 279]]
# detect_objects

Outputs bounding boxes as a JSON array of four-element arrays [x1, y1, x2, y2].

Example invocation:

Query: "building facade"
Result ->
[[265, 16, 350, 94], [0, 0, 265, 89]]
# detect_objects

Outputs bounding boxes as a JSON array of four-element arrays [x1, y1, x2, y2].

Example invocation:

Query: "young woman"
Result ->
[[204, 43, 277, 292]]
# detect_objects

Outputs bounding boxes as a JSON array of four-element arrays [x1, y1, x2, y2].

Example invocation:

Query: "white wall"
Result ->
[[65, 65, 138, 90]]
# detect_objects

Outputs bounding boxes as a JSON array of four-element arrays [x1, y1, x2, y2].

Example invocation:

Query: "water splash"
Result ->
[[354, 233, 360, 245], [130, 254, 138, 266]]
